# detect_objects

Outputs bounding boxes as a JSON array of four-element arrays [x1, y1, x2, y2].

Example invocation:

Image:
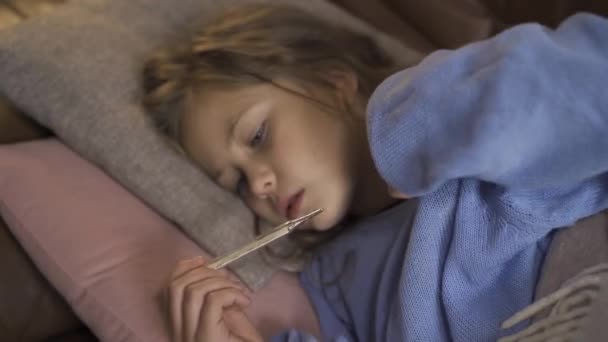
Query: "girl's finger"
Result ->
[[172, 256, 248, 290], [168, 258, 212, 341], [224, 308, 263, 342], [197, 289, 252, 341], [182, 277, 249, 342], [171, 256, 206, 280]]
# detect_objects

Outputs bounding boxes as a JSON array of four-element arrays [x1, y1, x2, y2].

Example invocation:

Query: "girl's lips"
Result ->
[[287, 190, 304, 220]]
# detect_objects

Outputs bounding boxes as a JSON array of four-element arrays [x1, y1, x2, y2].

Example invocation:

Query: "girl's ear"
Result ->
[[326, 69, 359, 110]]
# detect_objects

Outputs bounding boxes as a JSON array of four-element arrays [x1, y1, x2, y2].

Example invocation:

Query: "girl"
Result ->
[[142, 4, 608, 342]]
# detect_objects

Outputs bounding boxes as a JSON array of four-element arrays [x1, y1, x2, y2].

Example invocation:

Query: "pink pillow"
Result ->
[[0, 139, 317, 341]]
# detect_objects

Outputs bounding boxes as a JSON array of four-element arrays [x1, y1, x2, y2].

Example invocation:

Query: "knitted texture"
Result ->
[[366, 13, 608, 341]]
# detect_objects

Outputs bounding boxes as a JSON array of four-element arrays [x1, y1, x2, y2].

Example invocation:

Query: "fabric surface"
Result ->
[[481, 0, 608, 28], [272, 201, 416, 342], [0, 218, 82, 341], [0, 139, 317, 342], [535, 211, 608, 300], [0, 0, 421, 289], [328, 0, 608, 53], [276, 13, 608, 341], [366, 13, 608, 342], [279, 210, 608, 342], [0, 95, 50, 143], [580, 269, 608, 341], [328, 0, 499, 52], [495, 263, 608, 341]]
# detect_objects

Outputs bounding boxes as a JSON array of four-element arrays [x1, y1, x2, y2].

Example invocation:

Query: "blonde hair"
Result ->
[[143, 3, 397, 139], [142, 3, 399, 261]]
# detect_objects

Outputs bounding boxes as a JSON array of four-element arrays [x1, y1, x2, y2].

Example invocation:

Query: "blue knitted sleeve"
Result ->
[[367, 13, 608, 228]]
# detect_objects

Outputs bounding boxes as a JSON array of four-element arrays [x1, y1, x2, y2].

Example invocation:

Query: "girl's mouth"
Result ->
[[287, 190, 304, 220]]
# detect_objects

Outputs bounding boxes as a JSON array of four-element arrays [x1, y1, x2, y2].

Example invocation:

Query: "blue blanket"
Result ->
[[275, 13, 608, 342]]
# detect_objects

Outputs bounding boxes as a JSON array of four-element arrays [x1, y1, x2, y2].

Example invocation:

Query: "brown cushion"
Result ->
[[482, 0, 608, 28], [329, 0, 502, 50], [0, 217, 82, 341], [327, 0, 437, 52], [329, 0, 608, 53], [47, 328, 98, 342], [0, 95, 50, 144], [535, 211, 608, 300]]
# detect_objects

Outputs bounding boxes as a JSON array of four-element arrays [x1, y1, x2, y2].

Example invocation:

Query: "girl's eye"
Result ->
[[249, 120, 268, 148]]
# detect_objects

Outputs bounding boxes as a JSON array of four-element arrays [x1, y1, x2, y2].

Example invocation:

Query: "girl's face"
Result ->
[[181, 78, 388, 231]]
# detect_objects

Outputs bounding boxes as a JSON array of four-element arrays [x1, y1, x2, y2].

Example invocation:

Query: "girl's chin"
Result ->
[[310, 209, 344, 231]]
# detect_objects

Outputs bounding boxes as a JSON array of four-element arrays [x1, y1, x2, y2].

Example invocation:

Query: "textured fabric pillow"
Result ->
[[0, 0, 420, 289], [0, 139, 318, 342]]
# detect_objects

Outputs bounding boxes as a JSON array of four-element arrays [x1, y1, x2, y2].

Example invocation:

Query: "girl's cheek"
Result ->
[[248, 198, 280, 223]]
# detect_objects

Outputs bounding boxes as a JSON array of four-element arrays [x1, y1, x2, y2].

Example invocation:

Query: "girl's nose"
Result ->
[[249, 167, 276, 199]]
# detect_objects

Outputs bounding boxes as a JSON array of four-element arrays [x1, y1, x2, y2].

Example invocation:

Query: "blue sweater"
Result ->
[[275, 13, 608, 342]]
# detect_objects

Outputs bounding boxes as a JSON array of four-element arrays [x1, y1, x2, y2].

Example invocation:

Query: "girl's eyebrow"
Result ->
[[216, 108, 249, 183], [228, 110, 243, 144], [230, 100, 271, 143], [213, 108, 250, 184], [228, 103, 257, 145], [217, 100, 267, 184]]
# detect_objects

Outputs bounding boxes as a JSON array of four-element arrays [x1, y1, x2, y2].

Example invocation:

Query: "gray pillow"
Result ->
[[0, 0, 420, 288]]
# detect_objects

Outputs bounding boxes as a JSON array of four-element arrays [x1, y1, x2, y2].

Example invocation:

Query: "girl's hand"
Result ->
[[166, 257, 263, 342]]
